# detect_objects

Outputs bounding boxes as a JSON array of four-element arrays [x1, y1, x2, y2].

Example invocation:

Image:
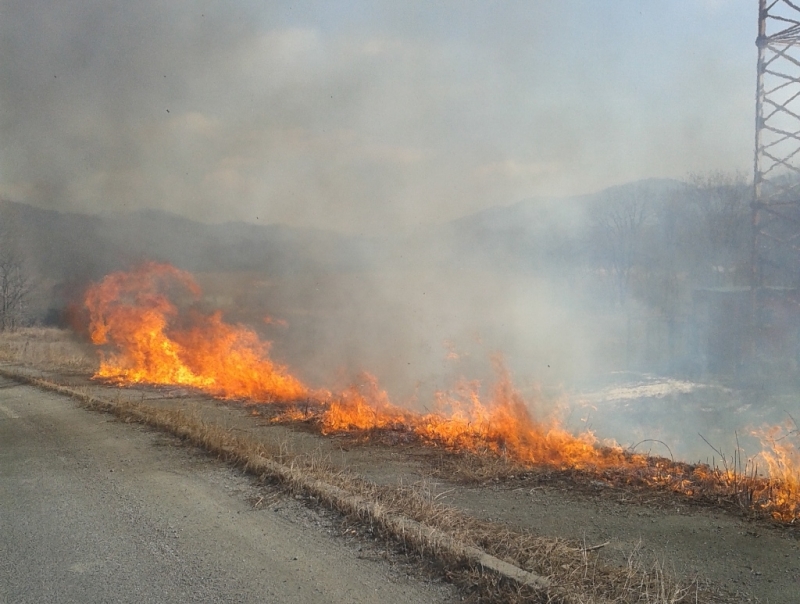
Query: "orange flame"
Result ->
[[753, 422, 800, 520], [82, 263, 800, 522], [86, 262, 309, 402], [322, 372, 415, 432], [320, 360, 629, 468]]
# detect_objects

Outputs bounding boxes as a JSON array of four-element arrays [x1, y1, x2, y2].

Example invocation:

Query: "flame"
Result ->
[[417, 370, 606, 466], [753, 422, 800, 521], [322, 372, 415, 432], [321, 360, 629, 469], [85, 262, 309, 402], [443, 339, 460, 361], [82, 263, 800, 522], [263, 315, 288, 328]]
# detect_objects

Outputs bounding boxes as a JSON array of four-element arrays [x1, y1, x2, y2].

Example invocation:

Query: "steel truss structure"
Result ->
[[753, 0, 800, 290]]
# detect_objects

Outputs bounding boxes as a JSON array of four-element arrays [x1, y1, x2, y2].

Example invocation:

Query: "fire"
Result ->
[[752, 422, 800, 521], [415, 369, 607, 466], [321, 372, 415, 432], [321, 359, 631, 469], [82, 263, 800, 523], [85, 264, 617, 467], [85, 262, 310, 402]]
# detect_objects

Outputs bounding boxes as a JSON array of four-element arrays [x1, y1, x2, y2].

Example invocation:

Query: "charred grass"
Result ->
[[1, 369, 723, 604], [435, 443, 800, 527]]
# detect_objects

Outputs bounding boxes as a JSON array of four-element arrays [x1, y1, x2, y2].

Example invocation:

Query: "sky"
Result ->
[[0, 0, 758, 235]]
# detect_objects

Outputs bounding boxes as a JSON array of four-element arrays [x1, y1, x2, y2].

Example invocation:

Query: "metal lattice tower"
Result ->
[[753, 0, 800, 290]]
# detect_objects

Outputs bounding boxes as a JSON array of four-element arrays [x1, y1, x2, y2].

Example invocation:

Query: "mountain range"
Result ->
[[1, 177, 684, 319]]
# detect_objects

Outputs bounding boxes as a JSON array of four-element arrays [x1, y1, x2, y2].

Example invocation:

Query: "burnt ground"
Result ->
[[5, 364, 800, 603]]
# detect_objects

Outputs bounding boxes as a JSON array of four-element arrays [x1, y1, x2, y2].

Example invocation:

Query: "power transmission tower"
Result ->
[[753, 0, 800, 291]]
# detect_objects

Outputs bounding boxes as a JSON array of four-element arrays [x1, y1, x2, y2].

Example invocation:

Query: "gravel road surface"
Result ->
[[0, 378, 455, 603]]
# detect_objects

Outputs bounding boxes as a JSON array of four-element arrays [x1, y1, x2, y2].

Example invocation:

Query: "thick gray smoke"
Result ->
[[4, 1, 791, 466], [2, 1, 755, 234]]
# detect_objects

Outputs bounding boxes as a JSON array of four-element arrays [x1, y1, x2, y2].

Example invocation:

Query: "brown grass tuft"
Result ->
[[0, 327, 95, 372]]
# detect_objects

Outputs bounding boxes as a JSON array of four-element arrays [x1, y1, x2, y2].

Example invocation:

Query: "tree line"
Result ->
[[590, 172, 751, 307]]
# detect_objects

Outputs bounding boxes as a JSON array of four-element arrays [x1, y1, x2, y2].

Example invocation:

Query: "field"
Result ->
[[2, 327, 799, 603]]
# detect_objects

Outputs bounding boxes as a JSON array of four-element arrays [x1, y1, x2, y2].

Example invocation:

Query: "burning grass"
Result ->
[[12, 261, 800, 526], [752, 420, 800, 519], [288, 366, 800, 523], [288, 405, 800, 524], [84, 262, 313, 402]]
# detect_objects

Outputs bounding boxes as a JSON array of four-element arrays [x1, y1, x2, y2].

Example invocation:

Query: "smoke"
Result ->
[[4, 1, 787, 466], [1, 1, 755, 234]]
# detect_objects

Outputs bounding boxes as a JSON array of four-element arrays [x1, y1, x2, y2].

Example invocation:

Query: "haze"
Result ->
[[1, 0, 754, 234], [1, 0, 785, 466]]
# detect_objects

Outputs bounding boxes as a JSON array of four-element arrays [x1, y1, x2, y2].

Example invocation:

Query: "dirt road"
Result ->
[[0, 378, 455, 604]]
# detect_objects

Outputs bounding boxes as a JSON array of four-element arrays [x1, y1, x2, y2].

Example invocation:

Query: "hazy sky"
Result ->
[[1, 1, 756, 234]]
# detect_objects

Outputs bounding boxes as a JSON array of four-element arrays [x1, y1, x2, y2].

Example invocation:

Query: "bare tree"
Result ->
[[590, 187, 650, 306], [0, 247, 31, 330], [688, 171, 750, 287], [0, 205, 33, 330]]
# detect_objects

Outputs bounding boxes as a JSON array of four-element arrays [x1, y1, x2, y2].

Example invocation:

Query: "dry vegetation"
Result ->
[[0, 327, 95, 372], [269, 404, 800, 525]]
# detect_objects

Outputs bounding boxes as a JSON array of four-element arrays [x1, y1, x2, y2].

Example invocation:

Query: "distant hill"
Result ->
[[0, 201, 373, 281], [392, 177, 684, 271], [0, 177, 693, 320]]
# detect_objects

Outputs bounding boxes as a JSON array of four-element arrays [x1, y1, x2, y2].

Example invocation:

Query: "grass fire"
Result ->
[[7, 3, 800, 600], [85, 262, 311, 402], [82, 262, 800, 524]]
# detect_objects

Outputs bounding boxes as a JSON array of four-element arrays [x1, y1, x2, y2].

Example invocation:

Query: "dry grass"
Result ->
[[429, 440, 800, 525], [0, 327, 95, 372], [0, 368, 725, 604], [274, 408, 800, 525]]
